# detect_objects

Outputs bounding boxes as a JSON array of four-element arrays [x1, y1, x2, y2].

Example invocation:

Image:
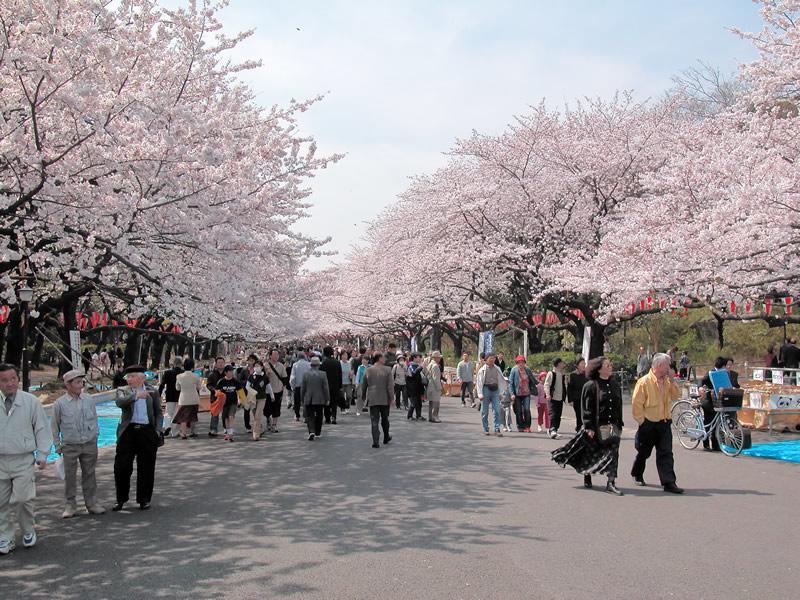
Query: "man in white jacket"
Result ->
[[0, 363, 53, 554], [475, 354, 507, 436]]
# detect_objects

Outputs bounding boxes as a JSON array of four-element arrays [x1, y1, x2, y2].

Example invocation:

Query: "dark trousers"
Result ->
[[513, 395, 532, 430], [394, 384, 407, 409], [548, 400, 564, 431], [605, 437, 621, 480], [701, 404, 720, 450], [407, 393, 422, 419], [209, 414, 219, 433], [294, 388, 303, 420], [243, 408, 251, 430], [114, 425, 158, 505], [460, 381, 474, 404], [631, 419, 677, 486], [324, 392, 338, 422], [370, 405, 390, 444], [572, 400, 583, 431], [264, 390, 283, 417], [306, 404, 324, 435]]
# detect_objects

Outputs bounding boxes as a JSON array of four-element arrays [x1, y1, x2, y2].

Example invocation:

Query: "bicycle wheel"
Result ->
[[716, 414, 745, 457], [670, 400, 692, 425], [675, 410, 702, 450]]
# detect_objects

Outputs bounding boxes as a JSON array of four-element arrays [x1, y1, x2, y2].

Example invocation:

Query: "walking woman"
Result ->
[[247, 361, 274, 440], [174, 358, 202, 439], [551, 356, 624, 496]]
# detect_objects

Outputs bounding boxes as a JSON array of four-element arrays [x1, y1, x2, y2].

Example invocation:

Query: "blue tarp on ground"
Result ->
[[46, 401, 121, 462], [742, 440, 800, 463]]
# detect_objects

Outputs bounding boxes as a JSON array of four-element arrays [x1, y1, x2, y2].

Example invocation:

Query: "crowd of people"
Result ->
[[0, 344, 705, 555]]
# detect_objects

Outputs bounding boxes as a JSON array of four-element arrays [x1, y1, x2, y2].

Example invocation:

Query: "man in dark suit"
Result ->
[[302, 356, 329, 440], [360, 352, 394, 448], [320, 346, 342, 424], [113, 365, 162, 511]]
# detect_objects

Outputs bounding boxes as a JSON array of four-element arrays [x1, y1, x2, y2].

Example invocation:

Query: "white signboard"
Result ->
[[772, 370, 785, 385], [748, 392, 763, 409], [69, 330, 81, 369], [752, 369, 765, 382], [770, 394, 800, 409]]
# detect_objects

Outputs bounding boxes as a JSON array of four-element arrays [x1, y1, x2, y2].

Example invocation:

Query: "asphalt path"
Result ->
[[1, 396, 798, 600]]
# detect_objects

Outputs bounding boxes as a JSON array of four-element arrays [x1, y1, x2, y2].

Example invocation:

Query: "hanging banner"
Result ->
[[69, 330, 81, 369], [482, 331, 494, 356], [582, 326, 591, 363], [410, 336, 418, 353]]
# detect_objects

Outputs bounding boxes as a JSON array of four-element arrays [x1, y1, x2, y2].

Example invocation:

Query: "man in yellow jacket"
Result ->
[[630, 353, 684, 494]]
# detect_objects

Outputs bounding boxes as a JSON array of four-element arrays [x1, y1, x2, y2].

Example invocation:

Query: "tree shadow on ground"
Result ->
[[0, 399, 551, 599]]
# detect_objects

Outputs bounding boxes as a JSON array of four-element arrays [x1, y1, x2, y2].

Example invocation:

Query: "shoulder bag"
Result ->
[[595, 382, 621, 444]]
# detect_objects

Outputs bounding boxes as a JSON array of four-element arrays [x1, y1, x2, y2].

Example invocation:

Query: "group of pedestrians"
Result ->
[[551, 353, 685, 497], [0, 345, 690, 556]]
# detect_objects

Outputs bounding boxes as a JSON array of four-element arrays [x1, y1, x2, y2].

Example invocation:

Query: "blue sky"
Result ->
[[202, 0, 763, 267]]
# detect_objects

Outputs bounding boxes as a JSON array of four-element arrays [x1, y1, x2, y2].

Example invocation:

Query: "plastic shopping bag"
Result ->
[[53, 456, 65, 481]]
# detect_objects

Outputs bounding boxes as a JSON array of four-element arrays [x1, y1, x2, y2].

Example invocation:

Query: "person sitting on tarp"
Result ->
[[699, 357, 740, 452]]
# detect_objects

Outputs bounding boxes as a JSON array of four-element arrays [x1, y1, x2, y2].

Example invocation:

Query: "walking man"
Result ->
[[52, 369, 106, 518], [456, 352, 475, 407], [320, 346, 343, 424], [544, 358, 567, 439], [476, 354, 506, 436], [567, 357, 587, 432], [159, 356, 184, 438], [113, 366, 163, 511], [0, 364, 52, 554], [302, 356, 329, 440], [289, 349, 311, 422], [631, 353, 684, 494], [361, 353, 393, 448]]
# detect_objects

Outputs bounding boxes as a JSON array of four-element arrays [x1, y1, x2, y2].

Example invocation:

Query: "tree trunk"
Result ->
[[210, 339, 220, 359], [430, 326, 442, 351], [31, 332, 44, 368], [123, 331, 141, 368], [589, 322, 606, 359], [4, 307, 23, 368], [715, 314, 725, 349]]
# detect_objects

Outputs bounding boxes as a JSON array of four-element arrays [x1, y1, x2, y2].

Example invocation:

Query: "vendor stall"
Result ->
[[739, 368, 800, 434]]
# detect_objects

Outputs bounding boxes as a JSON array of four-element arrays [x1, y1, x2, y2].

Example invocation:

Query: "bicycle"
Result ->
[[670, 398, 692, 424], [674, 388, 746, 457]]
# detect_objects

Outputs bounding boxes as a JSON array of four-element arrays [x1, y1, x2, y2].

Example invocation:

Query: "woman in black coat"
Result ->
[[551, 356, 624, 496]]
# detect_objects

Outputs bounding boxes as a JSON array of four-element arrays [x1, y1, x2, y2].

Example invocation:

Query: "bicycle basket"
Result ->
[[713, 388, 744, 410]]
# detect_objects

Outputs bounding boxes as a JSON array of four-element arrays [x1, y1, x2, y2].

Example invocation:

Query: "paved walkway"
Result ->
[[1, 397, 797, 600]]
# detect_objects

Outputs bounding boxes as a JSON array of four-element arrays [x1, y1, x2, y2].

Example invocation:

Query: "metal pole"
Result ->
[[21, 300, 30, 391]]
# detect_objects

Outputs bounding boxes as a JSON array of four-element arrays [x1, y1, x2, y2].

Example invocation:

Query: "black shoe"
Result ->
[[384, 436, 392, 444], [372, 443, 380, 448], [189, 433, 198, 438], [112, 503, 125, 512], [583, 475, 592, 489], [139, 502, 151, 510], [663, 483, 685, 494], [331, 419, 337, 425], [208, 431, 218, 438], [325, 419, 331, 424], [633, 477, 646, 486], [417, 417, 427, 421], [163, 427, 171, 437], [606, 480, 624, 496]]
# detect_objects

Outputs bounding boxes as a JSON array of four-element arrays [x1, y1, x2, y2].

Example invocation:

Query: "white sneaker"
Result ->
[[355, 412, 360, 416], [308, 433, 315, 441], [22, 531, 37, 548], [549, 430, 557, 439], [62, 504, 77, 519], [0, 539, 15, 555], [537, 425, 543, 433]]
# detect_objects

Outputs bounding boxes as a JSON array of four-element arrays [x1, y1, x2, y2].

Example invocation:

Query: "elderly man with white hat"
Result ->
[[51, 369, 106, 518]]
